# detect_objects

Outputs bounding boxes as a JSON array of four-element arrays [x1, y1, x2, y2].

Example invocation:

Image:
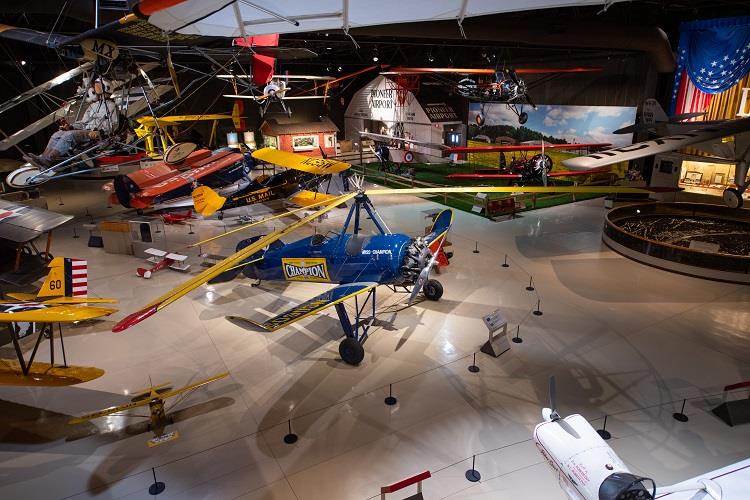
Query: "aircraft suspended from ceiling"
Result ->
[[381, 66, 603, 124]]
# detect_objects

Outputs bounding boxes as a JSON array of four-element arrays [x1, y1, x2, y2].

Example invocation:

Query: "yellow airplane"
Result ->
[[191, 147, 349, 217], [134, 113, 235, 159], [0, 257, 117, 386], [69, 372, 229, 447]]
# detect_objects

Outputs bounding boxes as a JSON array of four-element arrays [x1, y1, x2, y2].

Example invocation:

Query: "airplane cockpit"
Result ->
[[599, 473, 655, 500]]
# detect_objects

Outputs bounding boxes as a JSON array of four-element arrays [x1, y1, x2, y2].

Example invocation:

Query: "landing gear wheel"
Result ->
[[423, 279, 443, 301], [518, 112, 528, 125], [339, 337, 364, 366], [723, 187, 744, 209], [6, 165, 45, 189]]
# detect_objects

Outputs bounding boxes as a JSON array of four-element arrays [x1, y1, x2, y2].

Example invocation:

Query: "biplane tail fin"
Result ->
[[643, 98, 668, 125], [192, 186, 226, 216], [37, 257, 87, 298], [424, 209, 454, 254]]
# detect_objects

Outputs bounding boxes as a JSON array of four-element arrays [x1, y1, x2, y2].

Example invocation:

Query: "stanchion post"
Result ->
[[512, 325, 522, 344], [533, 299, 543, 316], [148, 467, 165, 495], [465, 455, 481, 482], [468, 352, 480, 373], [526, 276, 535, 291], [597, 415, 612, 440], [473, 241, 479, 254], [501, 254, 509, 268], [283, 419, 298, 444], [673, 399, 689, 422], [384, 383, 397, 406]]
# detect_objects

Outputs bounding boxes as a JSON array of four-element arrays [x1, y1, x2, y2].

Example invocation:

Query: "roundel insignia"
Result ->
[[475, 112, 486, 126], [164, 142, 198, 165], [404, 151, 414, 163]]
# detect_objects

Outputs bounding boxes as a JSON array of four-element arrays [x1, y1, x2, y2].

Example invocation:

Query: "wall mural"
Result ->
[[468, 103, 637, 148]]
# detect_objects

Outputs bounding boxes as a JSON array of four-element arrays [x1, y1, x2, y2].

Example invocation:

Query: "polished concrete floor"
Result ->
[[1, 179, 749, 500]]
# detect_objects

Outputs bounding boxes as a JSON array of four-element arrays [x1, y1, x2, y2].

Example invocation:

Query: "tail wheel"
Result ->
[[423, 279, 443, 301], [339, 337, 364, 366], [723, 187, 744, 209], [518, 112, 528, 125]]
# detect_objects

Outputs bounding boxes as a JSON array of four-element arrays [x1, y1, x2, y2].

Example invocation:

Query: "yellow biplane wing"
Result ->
[[252, 147, 351, 175], [231, 282, 378, 332], [286, 190, 341, 207], [69, 372, 229, 424], [0, 304, 117, 323]]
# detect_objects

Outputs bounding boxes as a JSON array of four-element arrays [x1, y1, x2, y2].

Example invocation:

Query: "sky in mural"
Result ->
[[469, 103, 637, 147]]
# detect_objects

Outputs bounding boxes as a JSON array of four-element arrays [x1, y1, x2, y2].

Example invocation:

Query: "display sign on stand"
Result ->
[[480, 308, 510, 357]]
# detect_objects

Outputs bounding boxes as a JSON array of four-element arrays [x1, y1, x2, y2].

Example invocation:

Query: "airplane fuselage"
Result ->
[[249, 233, 414, 285]]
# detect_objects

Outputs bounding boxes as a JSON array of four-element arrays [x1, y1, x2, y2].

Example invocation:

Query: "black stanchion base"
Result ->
[[188, 231, 195, 235], [673, 412, 689, 422], [384, 396, 397, 406], [512, 337, 523, 344], [526, 286, 535, 291], [473, 250, 479, 254], [468, 365, 480, 373], [465, 469, 481, 482], [149, 482, 166, 495], [596, 429, 611, 440], [501, 263, 509, 268], [533, 310, 543, 316], [283, 433, 298, 444]]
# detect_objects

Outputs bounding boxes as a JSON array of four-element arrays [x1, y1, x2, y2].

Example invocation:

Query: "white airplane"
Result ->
[[562, 108, 750, 209], [612, 99, 710, 135], [534, 376, 725, 500], [136, 248, 190, 279]]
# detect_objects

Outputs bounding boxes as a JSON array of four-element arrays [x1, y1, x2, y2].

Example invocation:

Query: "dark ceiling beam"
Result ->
[[347, 17, 676, 72]]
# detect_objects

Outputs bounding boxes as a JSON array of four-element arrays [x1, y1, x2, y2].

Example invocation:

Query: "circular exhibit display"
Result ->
[[603, 202, 750, 283]]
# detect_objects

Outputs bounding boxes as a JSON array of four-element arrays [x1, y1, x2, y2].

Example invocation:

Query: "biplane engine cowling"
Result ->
[[400, 237, 429, 284]]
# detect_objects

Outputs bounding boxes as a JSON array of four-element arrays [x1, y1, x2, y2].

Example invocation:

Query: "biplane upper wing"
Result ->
[[252, 148, 351, 175], [138, 151, 244, 198], [0, 200, 72, 243], [240, 282, 378, 332], [562, 117, 750, 170], [444, 143, 611, 155], [112, 191, 358, 332], [445, 168, 612, 180]]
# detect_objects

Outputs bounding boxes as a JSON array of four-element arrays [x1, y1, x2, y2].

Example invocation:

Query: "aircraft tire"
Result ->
[[339, 337, 364, 366], [423, 279, 443, 301], [723, 187, 744, 209], [518, 112, 528, 125]]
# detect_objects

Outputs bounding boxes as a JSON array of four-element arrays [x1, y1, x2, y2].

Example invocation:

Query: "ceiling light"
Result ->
[[20, 60, 26, 66], [428, 53, 434, 63], [372, 55, 379, 62], [326, 47, 332, 50], [337, 66, 342, 72]]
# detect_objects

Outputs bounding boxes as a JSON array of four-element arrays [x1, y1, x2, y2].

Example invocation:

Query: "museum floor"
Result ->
[[1, 179, 749, 500]]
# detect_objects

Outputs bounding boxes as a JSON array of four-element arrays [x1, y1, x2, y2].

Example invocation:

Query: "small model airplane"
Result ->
[[535, 376, 723, 500], [0, 258, 117, 386], [382, 66, 600, 124], [160, 210, 194, 225], [69, 372, 229, 447], [113, 155, 667, 366], [137, 249, 190, 279]]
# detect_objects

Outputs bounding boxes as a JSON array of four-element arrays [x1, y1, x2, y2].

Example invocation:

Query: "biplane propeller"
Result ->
[[69, 372, 228, 447], [111, 150, 670, 366]]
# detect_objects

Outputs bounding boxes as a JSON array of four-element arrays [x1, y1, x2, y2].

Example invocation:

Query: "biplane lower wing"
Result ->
[[229, 282, 379, 332], [0, 303, 117, 323], [286, 190, 340, 207], [252, 147, 351, 175]]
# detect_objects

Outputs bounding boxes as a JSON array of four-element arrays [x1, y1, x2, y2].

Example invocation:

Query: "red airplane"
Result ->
[[160, 210, 194, 225], [136, 248, 190, 279]]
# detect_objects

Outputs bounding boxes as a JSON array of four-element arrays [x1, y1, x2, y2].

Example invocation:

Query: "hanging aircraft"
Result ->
[[562, 116, 750, 208], [70, 372, 228, 447], [535, 376, 725, 500], [381, 67, 601, 124], [0, 258, 118, 386], [110, 153, 665, 365]]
